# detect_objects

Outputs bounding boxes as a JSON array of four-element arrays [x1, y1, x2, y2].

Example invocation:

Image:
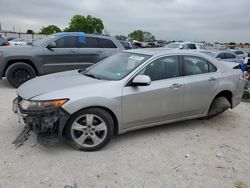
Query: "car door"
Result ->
[[42, 35, 79, 74], [77, 36, 107, 70], [181, 55, 219, 116], [122, 55, 184, 129]]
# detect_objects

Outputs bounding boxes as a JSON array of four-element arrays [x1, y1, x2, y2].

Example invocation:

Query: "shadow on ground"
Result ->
[[0, 79, 13, 89]]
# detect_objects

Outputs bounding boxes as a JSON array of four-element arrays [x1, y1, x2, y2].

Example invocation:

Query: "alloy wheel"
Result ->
[[71, 114, 107, 147]]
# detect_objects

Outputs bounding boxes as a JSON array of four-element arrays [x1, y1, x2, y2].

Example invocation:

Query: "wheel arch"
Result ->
[[63, 106, 119, 136], [213, 90, 233, 108], [3, 59, 38, 77]]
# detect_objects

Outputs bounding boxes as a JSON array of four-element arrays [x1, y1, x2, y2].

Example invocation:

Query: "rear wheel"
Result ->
[[65, 108, 114, 151], [6, 62, 36, 88], [207, 96, 231, 119]]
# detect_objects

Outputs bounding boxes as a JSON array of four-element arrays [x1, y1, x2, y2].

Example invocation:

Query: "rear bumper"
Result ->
[[12, 97, 70, 146], [232, 77, 245, 108]]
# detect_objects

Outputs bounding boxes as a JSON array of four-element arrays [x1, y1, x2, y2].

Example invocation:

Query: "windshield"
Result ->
[[84, 52, 151, 80], [165, 42, 181, 48], [33, 35, 56, 46]]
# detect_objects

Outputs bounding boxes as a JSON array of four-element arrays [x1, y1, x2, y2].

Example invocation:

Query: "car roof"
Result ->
[[55, 32, 85, 36], [126, 48, 205, 56], [55, 32, 114, 39], [202, 49, 235, 54]]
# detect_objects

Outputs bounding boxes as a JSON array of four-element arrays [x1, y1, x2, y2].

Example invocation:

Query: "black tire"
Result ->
[[6, 62, 36, 88], [206, 97, 231, 119], [65, 108, 114, 151]]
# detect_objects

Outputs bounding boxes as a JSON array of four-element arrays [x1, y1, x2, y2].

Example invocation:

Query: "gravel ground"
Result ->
[[0, 79, 250, 188]]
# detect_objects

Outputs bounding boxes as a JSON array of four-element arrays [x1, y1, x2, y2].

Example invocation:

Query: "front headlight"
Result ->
[[20, 99, 68, 111]]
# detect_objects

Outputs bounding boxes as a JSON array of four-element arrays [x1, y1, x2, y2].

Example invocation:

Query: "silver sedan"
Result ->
[[13, 49, 245, 151]]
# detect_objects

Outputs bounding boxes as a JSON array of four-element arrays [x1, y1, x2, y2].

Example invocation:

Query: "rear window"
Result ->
[[225, 53, 236, 59], [235, 51, 244, 55], [217, 53, 225, 59], [183, 43, 197, 49], [182, 55, 217, 76], [121, 41, 132, 50], [98, 38, 117, 48]]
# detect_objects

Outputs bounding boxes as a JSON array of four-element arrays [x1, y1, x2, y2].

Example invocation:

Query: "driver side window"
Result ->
[[54, 36, 78, 48], [139, 56, 180, 81]]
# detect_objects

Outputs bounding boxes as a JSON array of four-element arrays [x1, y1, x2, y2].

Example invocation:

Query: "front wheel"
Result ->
[[6, 62, 36, 88], [65, 108, 114, 151]]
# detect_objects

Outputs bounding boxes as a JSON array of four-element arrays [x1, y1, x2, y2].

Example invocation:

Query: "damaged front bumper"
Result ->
[[12, 97, 70, 147]]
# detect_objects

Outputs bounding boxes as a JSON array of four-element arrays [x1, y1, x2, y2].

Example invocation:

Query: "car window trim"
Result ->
[[180, 55, 218, 77], [125, 54, 181, 87], [49, 35, 79, 48]]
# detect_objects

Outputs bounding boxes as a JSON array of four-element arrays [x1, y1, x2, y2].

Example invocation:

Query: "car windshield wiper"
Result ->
[[84, 73, 102, 80]]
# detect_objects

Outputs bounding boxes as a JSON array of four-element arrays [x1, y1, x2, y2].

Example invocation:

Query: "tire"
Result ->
[[65, 108, 114, 151], [206, 97, 231, 119], [6, 62, 36, 88]]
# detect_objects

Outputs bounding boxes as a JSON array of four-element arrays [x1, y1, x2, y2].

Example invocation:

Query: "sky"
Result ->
[[0, 0, 249, 43]]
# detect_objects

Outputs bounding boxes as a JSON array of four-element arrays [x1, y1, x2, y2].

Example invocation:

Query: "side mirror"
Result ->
[[132, 75, 151, 86], [46, 41, 56, 49]]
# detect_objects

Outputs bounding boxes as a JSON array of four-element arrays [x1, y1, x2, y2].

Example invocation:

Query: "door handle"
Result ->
[[208, 77, 216, 82], [170, 83, 182, 89]]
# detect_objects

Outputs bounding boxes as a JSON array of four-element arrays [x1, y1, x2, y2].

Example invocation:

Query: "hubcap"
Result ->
[[71, 114, 107, 147]]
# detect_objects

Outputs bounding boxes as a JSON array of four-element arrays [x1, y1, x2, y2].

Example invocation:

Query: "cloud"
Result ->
[[0, 0, 249, 42]]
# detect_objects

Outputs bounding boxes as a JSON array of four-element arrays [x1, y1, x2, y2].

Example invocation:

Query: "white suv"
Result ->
[[165, 42, 205, 50]]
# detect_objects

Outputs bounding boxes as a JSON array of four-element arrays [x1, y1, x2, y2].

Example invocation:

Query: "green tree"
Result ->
[[128, 30, 155, 42], [26, 29, 34, 34], [143, 31, 155, 42], [128, 30, 144, 41], [115, 35, 127, 41], [64, 15, 104, 34], [40, 25, 61, 35]]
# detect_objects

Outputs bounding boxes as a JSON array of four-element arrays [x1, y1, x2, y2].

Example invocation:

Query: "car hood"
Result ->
[[0, 45, 34, 50], [17, 70, 106, 100]]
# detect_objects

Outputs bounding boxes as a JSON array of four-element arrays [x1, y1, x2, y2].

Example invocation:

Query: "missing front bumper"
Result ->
[[12, 98, 70, 147]]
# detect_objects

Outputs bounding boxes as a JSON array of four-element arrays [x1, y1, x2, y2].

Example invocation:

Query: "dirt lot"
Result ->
[[0, 79, 250, 188]]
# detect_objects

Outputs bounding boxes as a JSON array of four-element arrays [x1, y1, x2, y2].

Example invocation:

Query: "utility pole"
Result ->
[[0, 22, 2, 31]]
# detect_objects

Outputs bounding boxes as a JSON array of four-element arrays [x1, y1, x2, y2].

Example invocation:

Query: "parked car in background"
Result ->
[[228, 49, 248, 59], [6, 37, 16, 41], [200, 50, 244, 64], [165, 42, 205, 50], [120, 40, 137, 50], [242, 48, 250, 57], [0, 32, 125, 87], [13, 49, 244, 151], [9, 38, 29, 46], [0, 36, 10, 46]]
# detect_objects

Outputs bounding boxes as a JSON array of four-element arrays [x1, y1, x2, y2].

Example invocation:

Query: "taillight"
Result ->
[[3, 41, 10, 46]]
